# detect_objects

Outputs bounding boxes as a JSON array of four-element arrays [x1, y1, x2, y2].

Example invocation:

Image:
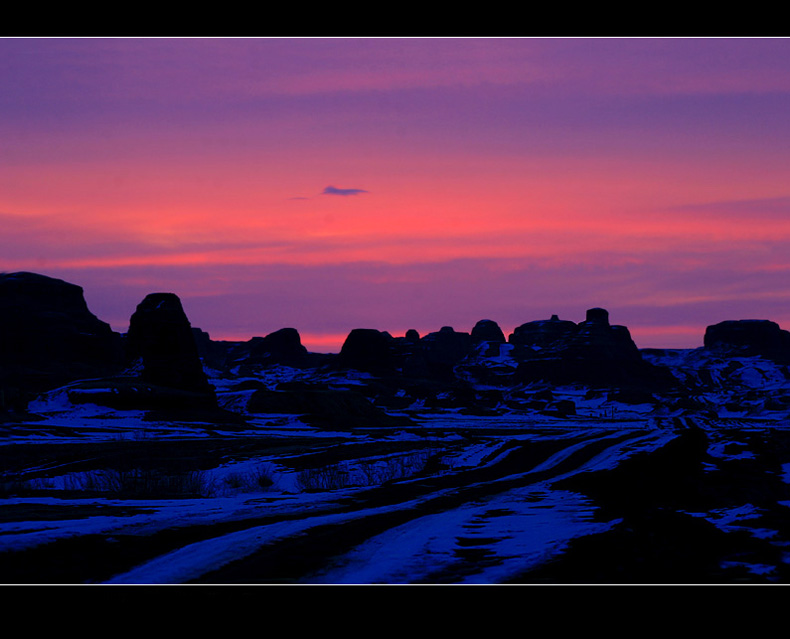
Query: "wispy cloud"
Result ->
[[662, 196, 790, 221], [322, 185, 368, 196]]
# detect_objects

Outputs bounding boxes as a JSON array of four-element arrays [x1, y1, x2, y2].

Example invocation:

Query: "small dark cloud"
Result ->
[[322, 185, 368, 196]]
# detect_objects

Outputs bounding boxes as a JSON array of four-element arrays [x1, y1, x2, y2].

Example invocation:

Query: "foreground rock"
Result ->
[[124, 293, 216, 403], [0, 272, 123, 399], [65, 378, 221, 413]]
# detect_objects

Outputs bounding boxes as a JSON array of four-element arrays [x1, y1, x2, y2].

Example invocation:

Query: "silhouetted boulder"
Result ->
[[247, 327, 308, 366], [509, 314, 577, 349], [704, 320, 790, 364], [471, 319, 506, 344], [0, 272, 123, 395], [125, 293, 214, 395], [418, 326, 473, 379], [337, 328, 395, 372]]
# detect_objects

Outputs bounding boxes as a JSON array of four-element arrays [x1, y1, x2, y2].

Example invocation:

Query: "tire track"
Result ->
[[105, 427, 672, 584]]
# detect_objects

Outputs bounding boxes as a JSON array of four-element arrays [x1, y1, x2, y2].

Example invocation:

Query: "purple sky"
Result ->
[[3, 37, 790, 351]]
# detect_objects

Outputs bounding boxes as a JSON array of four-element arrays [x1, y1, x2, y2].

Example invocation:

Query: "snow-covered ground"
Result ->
[[3, 347, 790, 583], [98, 430, 673, 584]]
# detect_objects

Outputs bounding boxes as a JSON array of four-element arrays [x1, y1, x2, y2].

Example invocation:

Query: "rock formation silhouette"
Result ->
[[0, 272, 122, 397], [337, 328, 396, 372], [471, 319, 506, 344], [510, 308, 671, 388], [125, 292, 214, 395], [8, 271, 790, 417], [247, 327, 309, 366], [704, 319, 790, 364]]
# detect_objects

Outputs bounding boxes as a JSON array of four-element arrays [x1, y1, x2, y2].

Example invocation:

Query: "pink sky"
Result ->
[[2, 37, 790, 351]]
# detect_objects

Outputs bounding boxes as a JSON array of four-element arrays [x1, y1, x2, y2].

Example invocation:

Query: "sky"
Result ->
[[3, 36, 790, 352]]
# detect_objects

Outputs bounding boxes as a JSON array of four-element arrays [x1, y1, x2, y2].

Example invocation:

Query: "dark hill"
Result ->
[[0, 271, 123, 397]]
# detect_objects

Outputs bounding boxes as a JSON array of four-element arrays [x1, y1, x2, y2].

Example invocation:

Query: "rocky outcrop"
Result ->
[[125, 293, 214, 395], [335, 325, 478, 380], [337, 328, 395, 372], [471, 319, 506, 344], [0, 272, 123, 395], [566, 308, 642, 362], [191, 327, 233, 370], [704, 320, 790, 364], [469, 319, 506, 357], [508, 314, 577, 350], [246, 327, 309, 367], [512, 308, 673, 388], [417, 326, 473, 379], [200, 327, 323, 372]]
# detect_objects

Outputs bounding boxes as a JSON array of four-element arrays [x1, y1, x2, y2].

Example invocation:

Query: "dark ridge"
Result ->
[[4, 271, 790, 404]]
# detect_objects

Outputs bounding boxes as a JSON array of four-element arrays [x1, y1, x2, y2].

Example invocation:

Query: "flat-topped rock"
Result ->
[[508, 314, 577, 348], [0, 272, 122, 393], [509, 308, 671, 388], [584, 307, 610, 325], [247, 327, 309, 366], [704, 319, 790, 363]]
